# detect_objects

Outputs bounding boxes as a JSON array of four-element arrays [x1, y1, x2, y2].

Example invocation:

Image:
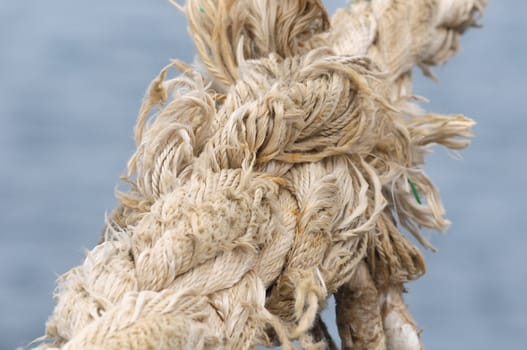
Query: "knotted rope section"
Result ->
[[34, 0, 486, 349]]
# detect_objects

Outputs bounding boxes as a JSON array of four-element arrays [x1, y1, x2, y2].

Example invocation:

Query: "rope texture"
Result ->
[[33, 0, 486, 349]]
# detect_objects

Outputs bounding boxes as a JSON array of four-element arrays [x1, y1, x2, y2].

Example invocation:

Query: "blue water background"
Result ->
[[0, 1, 525, 349]]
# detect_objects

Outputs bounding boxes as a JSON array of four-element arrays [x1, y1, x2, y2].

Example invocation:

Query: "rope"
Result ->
[[33, 0, 486, 349]]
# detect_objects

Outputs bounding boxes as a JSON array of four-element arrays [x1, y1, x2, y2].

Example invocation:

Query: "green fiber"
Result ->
[[408, 178, 422, 205]]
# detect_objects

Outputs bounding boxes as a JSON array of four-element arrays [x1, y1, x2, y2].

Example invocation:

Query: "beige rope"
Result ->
[[33, 0, 486, 349]]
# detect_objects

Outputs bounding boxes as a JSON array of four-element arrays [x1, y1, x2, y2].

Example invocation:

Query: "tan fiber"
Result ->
[[33, 0, 486, 349]]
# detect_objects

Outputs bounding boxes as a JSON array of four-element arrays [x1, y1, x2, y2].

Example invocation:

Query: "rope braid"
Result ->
[[33, 0, 486, 349]]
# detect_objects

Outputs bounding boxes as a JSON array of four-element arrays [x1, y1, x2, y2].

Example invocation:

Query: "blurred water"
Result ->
[[0, 1, 525, 349]]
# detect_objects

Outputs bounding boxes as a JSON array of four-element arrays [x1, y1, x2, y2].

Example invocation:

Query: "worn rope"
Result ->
[[33, 0, 486, 349]]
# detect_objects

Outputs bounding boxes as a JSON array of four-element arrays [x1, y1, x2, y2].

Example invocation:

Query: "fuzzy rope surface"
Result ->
[[33, 0, 486, 349]]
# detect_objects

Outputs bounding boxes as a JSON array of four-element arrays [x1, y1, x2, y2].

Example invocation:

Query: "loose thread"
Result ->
[[408, 178, 422, 204]]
